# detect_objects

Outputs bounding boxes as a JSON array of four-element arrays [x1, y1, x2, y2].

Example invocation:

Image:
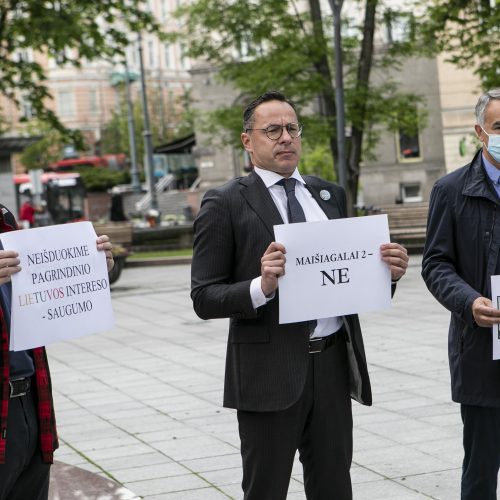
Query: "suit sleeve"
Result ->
[[421, 182, 481, 326], [191, 189, 259, 321]]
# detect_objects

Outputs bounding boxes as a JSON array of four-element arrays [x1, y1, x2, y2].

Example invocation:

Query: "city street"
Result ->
[[46, 257, 493, 499]]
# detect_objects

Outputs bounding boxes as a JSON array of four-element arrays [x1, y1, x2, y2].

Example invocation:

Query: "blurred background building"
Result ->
[[0, 0, 486, 215]]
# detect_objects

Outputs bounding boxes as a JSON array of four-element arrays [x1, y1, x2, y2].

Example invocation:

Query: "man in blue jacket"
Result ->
[[422, 88, 500, 500]]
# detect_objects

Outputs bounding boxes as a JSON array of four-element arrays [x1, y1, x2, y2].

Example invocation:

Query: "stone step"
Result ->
[[122, 190, 190, 218]]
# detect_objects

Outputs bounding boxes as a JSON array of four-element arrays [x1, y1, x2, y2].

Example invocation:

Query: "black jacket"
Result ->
[[422, 150, 500, 407], [191, 172, 372, 411]]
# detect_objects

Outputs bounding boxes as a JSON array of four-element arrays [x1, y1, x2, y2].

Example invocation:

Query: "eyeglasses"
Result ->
[[245, 122, 303, 140]]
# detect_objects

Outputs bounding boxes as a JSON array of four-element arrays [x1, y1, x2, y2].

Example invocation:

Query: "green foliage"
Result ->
[[76, 167, 130, 193], [196, 105, 243, 148], [19, 122, 68, 170], [345, 82, 428, 162], [174, 0, 426, 174], [128, 248, 193, 259], [417, 1, 500, 89], [0, 1, 163, 137], [299, 143, 336, 182], [100, 86, 194, 159], [175, 88, 196, 139], [175, 0, 329, 105], [100, 99, 146, 159]]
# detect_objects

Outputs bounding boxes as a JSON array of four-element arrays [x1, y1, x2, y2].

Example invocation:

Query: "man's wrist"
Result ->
[[250, 277, 274, 309]]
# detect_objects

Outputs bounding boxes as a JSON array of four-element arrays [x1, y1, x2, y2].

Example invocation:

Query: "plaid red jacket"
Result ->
[[0, 203, 58, 464]]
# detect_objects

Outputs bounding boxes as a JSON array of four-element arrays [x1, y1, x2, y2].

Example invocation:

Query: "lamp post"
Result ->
[[124, 59, 141, 192], [137, 31, 158, 211], [329, 0, 347, 192]]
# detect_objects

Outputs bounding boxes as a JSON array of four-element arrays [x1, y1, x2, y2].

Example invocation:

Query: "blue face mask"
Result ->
[[481, 127, 500, 164]]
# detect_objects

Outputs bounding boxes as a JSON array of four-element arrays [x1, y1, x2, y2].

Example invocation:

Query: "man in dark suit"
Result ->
[[191, 91, 409, 500]]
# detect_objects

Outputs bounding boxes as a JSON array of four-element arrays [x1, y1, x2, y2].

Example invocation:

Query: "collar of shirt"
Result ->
[[253, 165, 306, 188], [483, 152, 500, 184], [482, 153, 500, 200]]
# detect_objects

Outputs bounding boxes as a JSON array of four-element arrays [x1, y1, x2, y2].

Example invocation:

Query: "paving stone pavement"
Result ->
[[46, 256, 499, 499]]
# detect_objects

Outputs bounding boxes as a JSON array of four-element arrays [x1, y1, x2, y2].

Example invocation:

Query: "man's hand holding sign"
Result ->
[[0, 221, 115, 350], [262, 234, 408, 295], [262, 231, 408, 299], [0, 249, 21, 286], [272, 214, 408, 324], [380, 242, 409, 282]]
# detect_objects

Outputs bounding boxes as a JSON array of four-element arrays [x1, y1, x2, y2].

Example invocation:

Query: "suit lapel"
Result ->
[[303, 180, 341, 220], [240, 171, 284, 238]]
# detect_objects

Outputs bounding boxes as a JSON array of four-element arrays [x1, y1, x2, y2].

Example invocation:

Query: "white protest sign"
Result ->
[[490, 275, 500, 360], [0, 221, 114, 351], [274, 214, 391, 324]]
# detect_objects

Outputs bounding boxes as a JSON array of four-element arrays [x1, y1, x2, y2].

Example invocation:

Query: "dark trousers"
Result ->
[[237, 334, 352, 500], [0, 389, 50, 500], [461, 404, 500, 500]]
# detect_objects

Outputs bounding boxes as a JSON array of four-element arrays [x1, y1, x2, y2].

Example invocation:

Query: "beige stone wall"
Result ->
[[1, 0, 192, 152], [436, 55, 482, 172], [190, 63, 244, 189], [360, 56, 447, 206]]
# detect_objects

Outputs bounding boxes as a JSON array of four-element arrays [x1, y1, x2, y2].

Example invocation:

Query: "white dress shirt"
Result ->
[[250, 166, 343, 338]]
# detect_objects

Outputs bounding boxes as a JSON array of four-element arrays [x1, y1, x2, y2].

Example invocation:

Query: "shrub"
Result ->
[[76, 167, 131, 192]]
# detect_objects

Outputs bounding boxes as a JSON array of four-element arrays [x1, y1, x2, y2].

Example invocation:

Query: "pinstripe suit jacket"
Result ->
[[191, 171, 372, 412]]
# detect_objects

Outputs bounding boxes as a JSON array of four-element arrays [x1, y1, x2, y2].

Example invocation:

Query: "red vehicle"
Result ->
[[47, 154, 126, 172]]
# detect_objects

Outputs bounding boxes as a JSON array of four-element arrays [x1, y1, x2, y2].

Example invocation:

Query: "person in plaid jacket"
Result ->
[[0, 203, 114, 500]]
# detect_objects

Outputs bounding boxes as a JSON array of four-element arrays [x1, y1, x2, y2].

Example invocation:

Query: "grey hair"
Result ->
[[475, 89, 500, 126]]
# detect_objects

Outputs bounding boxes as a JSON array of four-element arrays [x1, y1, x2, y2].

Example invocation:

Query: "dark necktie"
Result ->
[[277, 178, 306, 223], [277, 178, 317, 334]]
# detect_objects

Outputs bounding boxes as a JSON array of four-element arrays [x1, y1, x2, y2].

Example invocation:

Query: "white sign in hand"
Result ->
[[0, 221, 114, 350], [274, 214, 391, 324], [490, 275, 500, 360]]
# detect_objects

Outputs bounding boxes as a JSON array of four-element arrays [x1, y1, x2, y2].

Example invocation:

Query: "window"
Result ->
[[55, 47, 73, 65], [20, 97, 33, 120], [16, 49, 33, 63], [179, 43, 189, 69], [161, 0, 168, 21], [164, 44, 171, 68], [384, 10, 414, 44], [400, 183, 423, 203], [89, 90, 99, 113], [148, 40, 155, 68], [236, 32, 264, 61], [238, 33, 252, 60], [398, 130, 421, 161], [57, 91, 74, 117], [125, 43, 137, 67], [397, 103, 422, 162]]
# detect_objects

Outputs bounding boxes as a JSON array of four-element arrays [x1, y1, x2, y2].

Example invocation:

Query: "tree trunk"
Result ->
[[307, 0, 338, 173], [347, 0, 378, 213]]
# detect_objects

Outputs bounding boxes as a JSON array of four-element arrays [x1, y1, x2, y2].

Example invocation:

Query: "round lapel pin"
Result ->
[[320, 190, 331, 201]]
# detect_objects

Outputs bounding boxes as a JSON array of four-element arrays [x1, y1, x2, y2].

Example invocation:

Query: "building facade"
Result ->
[[188, 1, 483, 208], [1, 0, 484, 211], [0, 0, 192, 170], [359, 55, 482, 207]]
